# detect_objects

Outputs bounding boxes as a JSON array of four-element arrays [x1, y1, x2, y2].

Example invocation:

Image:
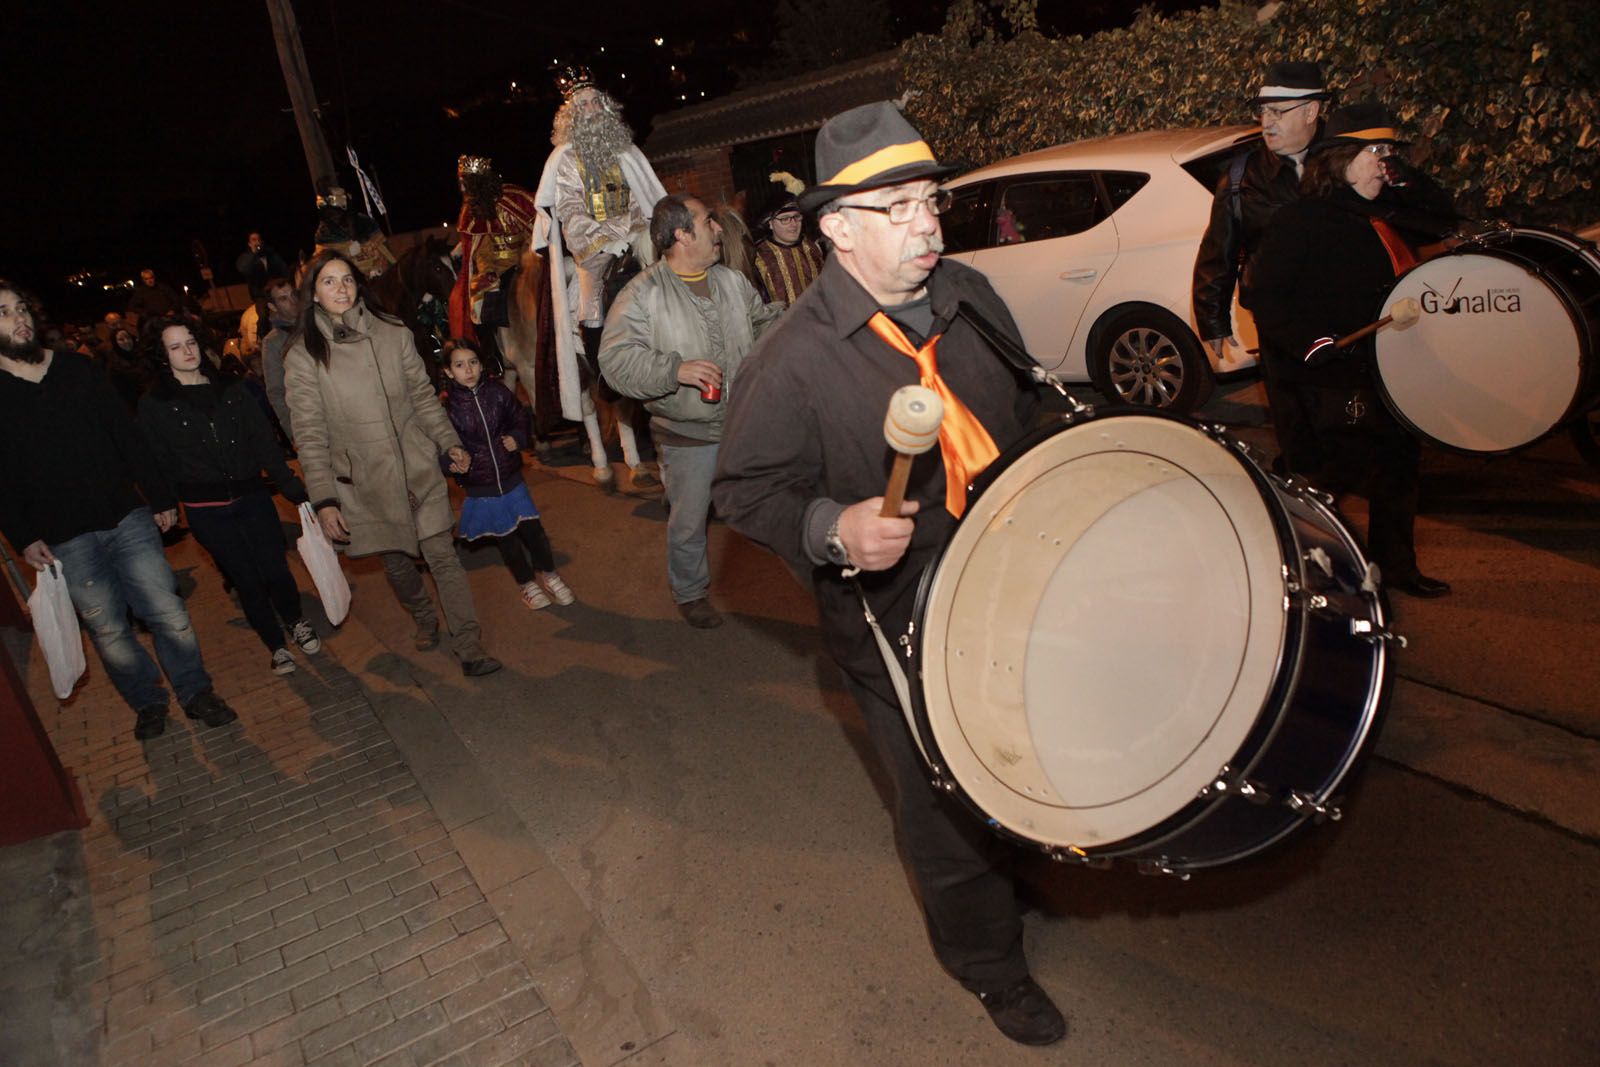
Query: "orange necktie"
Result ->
[[867, 311, 999, 518]]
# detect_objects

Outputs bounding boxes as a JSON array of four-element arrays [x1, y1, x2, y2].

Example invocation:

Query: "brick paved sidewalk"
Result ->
[[0, 539, 581, 1067]]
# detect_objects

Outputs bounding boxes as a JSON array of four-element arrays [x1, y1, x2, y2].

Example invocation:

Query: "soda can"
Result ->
[[700, 380, 722, 404]]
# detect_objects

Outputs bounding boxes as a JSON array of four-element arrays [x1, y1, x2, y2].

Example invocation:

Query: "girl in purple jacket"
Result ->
[[440, 341, 574, 610]]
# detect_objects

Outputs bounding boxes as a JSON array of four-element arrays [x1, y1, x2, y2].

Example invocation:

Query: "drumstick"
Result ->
[[1334, 297, 1422, 348], [881, 385, 944, 518]]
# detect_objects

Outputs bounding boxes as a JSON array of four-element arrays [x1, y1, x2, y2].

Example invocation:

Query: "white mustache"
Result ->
[[901, 235, 945, 262]]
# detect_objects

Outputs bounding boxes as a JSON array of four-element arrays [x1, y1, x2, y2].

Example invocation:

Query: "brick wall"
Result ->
[[654, 147, 736, 208]]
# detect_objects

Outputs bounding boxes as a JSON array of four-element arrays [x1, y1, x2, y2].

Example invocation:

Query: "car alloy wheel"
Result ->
[[1089, 306, 1212, 414]]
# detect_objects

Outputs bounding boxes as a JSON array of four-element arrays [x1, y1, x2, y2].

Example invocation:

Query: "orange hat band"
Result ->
[[821, 140, 938, 188]]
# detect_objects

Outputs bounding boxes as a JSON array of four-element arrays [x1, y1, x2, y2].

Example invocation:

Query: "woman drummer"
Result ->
[[1247, 101, 1457, 598]]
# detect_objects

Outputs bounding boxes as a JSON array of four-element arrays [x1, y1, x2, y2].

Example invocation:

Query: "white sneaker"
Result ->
[[520, 581, 552, 610], [538, 572, 575, 606], [290, 618, 321, 654], [270, 648, 297, 675]]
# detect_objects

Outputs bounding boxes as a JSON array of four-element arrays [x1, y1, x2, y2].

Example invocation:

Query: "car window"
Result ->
[[1180, 136, 1262, 192], [940, 182, 995, 254], [1100, 171, 1151, 210], [994, 175, 1103, 245]]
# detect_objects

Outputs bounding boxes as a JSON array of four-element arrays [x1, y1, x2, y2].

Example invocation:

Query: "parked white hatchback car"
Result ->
[[942, 126, 1262, 413]]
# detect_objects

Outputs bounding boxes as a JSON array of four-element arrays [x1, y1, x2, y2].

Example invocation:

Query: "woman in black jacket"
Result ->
[[1246, 102, 1456, 598], [138, 316, 323, 673]]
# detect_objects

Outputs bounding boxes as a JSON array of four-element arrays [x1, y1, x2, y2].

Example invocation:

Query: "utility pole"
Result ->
[[265, 0, 338, 198]]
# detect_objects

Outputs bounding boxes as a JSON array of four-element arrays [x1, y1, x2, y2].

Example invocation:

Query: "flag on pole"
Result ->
[[347, 145, 388, 219]]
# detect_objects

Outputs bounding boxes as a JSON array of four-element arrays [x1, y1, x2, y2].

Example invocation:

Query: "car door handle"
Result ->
[[1059, 268, 1098, 281]]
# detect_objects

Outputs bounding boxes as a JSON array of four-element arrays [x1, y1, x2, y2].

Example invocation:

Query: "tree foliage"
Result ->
[[900, 0, 1600, 226], [764, 0, 893, 78]]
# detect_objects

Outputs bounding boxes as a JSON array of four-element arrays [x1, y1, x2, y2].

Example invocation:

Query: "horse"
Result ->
[[368, 235, 458, 376], [501, 245, 656, 488]]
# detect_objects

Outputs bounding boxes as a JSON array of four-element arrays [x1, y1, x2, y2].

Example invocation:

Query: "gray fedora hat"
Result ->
[[798, 101, 958, 214]]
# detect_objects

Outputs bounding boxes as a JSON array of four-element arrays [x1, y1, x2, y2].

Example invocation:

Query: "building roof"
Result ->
[[645, 51, 901, 162]]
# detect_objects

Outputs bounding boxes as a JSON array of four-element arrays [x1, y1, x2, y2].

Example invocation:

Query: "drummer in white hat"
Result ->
[[1194, 60, 1334, 473]]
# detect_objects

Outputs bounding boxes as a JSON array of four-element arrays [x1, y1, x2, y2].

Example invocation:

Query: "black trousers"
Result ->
[[1260, 347, 1323, 475], [1299, 385, 1423, 582], [843, 673, 1028, 993], [493, 519, 555, 584], [184, 492, 303, 651]]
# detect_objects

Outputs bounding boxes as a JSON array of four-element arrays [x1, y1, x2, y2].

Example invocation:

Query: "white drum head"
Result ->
[[918, 416, 1288, 850], [1377, 252, 1584, 452]]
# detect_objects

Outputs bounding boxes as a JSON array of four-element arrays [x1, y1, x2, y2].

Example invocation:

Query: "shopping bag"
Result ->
[[28, 561, 86, 700], [295, 502, 352, 626]]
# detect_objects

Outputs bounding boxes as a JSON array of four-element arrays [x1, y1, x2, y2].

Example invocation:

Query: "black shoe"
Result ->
[[461, 656, 503, 677], [134, 705, 168, 740], [976, 976, 1067, 1046], [1390, 574, 1451, 598], [182, 689, 238, 728], [678, 598, 723, 629]]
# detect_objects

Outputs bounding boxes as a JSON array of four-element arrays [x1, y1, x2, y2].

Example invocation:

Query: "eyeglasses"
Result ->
[[1258, 100, 1317, 121], [771, 212, 803, 224], [836, 189, 954, 225], [1362, 144, 1396, 158]]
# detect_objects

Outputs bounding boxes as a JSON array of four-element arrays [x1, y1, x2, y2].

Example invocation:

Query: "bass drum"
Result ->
[[910, 412, 1397, 873], [1375, 226, 1600, 454]]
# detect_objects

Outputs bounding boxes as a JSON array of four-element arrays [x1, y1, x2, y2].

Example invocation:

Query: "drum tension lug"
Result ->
[[1287, 791, 1343, 823], [1136, 859, 1192, 881], [1349, 618, 1407, 647], [1199, 766, 1275, 805], [1042, 845, 1111, 870]]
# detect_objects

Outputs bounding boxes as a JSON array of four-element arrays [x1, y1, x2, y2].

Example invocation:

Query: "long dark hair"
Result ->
[[1301, 142, 1366, 199], [289, 249, 404, 365], [145, 314, 226, 392]]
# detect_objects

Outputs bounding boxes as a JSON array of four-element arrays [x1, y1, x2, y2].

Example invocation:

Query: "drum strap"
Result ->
[[1369, 218, 1419, 276], [849, 576, 932, 767]]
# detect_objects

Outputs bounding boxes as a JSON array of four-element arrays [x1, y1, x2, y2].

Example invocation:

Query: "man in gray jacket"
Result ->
[[599, 194, 782, 627]]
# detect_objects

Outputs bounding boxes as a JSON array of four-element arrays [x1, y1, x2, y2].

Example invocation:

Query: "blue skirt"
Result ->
[[457, 483, 541, 541]]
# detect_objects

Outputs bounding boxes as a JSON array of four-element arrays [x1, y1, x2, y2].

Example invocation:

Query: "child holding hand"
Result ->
[[440, 340, 574, 610]]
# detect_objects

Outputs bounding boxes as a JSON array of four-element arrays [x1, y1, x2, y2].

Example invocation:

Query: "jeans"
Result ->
[[379, 530, 486, 662], [656, 441, 718, 604], [50, 507, 212, 712], [183, 493, 304, 652]]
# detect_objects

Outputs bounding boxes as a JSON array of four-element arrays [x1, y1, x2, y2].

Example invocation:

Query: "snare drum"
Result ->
[[910, 412, 1397, 872], [1375, 226, 1600, 454]]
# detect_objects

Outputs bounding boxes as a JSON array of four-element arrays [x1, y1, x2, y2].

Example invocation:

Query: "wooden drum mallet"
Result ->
[[1334, 296, 1422, 349], [881, 385, 945, 518]]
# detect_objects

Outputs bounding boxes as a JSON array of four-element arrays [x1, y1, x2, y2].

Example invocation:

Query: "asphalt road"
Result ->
[[339, 378, 1600, 1066]]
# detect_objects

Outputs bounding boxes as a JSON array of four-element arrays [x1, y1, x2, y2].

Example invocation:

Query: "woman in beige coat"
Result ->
[[284, 251, 501, 676]]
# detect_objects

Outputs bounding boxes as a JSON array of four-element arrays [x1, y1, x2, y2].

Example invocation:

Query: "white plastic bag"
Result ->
[[29, 561, 86, 700], [295, 502, 352, 626]]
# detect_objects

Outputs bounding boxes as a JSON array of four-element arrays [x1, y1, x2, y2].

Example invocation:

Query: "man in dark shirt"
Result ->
[[712, 103, 1063, 1046], [125, 268, 186, 328], [235, 232, 290, 301], [1192, 60, 1330, 470], [0, 280, 236, 737]]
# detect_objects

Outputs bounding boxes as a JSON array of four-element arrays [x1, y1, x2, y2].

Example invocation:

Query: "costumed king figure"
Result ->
[[450, 154, 540, 397], [533, 66, 665, 491]]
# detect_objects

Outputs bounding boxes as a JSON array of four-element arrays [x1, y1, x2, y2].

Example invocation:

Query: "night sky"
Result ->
[[14, 0, 1204, 320]]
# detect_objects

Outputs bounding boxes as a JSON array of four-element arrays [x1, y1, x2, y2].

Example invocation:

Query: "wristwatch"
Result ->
[[824, 515, 851, 567]]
